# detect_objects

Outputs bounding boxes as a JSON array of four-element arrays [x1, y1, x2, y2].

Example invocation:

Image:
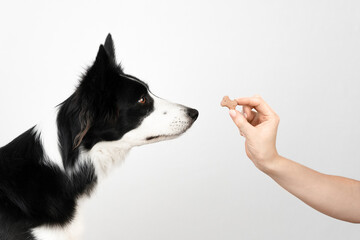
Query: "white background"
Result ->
[[1, 0, 360, 239]]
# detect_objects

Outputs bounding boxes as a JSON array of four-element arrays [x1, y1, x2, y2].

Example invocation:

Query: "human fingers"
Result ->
[[242, 105, 256, 122], [235, 96, 275, 116], [229, 109, 254, 137]]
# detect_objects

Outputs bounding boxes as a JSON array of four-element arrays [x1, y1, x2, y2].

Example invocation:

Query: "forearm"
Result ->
[[262, 155, 360, 223]]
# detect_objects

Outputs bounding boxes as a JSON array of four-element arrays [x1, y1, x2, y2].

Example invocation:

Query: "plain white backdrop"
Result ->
[[1, 0, 360, 239]]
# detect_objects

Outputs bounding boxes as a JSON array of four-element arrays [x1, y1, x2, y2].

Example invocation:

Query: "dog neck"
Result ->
[[86, 140, 132, 180]]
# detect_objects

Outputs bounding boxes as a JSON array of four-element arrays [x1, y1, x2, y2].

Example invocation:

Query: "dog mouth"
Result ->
[[146, 134, 180, 141], [145, 126, 193, 142], [146, 135, 162, 141]]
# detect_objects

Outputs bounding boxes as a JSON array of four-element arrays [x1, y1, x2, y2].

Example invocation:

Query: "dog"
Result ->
[[0, 34, 198, 240]]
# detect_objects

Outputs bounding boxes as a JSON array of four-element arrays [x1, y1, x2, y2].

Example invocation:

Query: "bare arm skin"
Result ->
[[228, 96, 360, 223]]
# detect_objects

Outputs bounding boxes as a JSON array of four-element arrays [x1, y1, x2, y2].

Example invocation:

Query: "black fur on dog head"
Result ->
[[57, 34, 154, 168]]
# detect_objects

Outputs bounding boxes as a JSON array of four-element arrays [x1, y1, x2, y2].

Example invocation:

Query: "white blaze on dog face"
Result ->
[[120, 93, 198, 146]]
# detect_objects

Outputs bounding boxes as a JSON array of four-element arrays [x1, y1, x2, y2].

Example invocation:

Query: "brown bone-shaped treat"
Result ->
[[221, 96, 237, 110]]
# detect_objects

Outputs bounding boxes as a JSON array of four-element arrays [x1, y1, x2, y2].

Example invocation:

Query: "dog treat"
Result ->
[[221, 96, 237, 110]]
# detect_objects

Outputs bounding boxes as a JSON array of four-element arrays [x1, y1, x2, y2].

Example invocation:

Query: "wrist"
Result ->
[[255, 154, 283, 175]]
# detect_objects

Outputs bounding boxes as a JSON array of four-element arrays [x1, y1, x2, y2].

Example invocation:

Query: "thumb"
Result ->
[[229, 109, 253, 136]]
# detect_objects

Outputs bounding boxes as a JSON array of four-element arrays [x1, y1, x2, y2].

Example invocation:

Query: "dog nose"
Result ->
[[187, 108, 199, 121]]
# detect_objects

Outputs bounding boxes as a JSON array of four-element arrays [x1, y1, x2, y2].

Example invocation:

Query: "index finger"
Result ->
[[235, 97, 275, 115]]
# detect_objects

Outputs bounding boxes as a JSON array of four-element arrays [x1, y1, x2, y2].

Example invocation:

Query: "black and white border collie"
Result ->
[[0, 34, 198, 240]]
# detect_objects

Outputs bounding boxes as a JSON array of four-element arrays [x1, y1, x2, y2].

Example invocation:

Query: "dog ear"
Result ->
[[94, 44, 110, 69], [72, 42, 114, 149], [73, 46, 108, 148], [91, 44, 112, 89], [104, 33, 116, 63]]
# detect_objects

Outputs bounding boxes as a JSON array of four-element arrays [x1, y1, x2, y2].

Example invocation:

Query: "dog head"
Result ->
[[68, 34, 198, 152]]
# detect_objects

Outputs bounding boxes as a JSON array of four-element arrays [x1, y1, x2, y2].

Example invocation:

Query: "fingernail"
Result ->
[[229, 110, 236, 118], [244, 112, 248, 119]]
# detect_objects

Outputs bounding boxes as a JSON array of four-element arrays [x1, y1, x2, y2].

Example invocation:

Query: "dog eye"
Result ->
[[138, 96, 146, 104]]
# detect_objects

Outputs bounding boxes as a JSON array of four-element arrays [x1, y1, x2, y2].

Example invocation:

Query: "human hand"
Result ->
[[228, 96, 280, 172]]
